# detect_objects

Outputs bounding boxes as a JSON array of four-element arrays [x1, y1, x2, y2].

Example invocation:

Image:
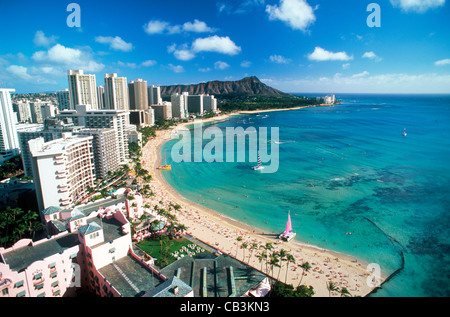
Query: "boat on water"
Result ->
[[158, 152, 172, 170], [402, 128, 407, 136], [252, 153, 265, 171], [279, 211, 296, 242]]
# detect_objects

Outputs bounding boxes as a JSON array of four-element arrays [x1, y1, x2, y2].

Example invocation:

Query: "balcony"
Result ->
[[33, 278, 44, 287]]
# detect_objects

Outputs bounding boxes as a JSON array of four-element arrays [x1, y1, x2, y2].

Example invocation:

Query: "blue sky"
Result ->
[[0, 0, 449, 93]]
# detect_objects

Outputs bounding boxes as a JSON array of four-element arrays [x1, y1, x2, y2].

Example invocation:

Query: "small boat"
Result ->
[[252, 153, 265, 171], [402, 128, 407, 136], [279, 211, 296, 242], [158, 152, 172, 170]]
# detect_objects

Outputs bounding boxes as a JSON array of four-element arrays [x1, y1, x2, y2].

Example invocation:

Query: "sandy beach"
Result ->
[[140, 110, 382, 297]]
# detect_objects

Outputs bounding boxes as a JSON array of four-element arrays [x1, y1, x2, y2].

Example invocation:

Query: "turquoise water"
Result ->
[[161, 94, 450, 297]]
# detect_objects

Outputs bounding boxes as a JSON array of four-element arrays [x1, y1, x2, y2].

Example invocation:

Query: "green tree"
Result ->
[[240, 241, 248, 262], [327, 281, 338, 297], [270, 281, 314, 297], [249, 242, 258, 265], [298, 261, 312, 287], [339, 287, 352, 297], [269, 252, 280, 280], [257, 251, 266, 272], [285, 253, 296, 284], [235, 236, 243, 258]]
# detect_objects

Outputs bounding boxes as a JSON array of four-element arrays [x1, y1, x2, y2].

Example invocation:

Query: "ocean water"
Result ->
[[161, 94, 450, 297]]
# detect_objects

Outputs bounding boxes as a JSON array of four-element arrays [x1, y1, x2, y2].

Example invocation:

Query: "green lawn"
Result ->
[[136, 237, 210, 267]]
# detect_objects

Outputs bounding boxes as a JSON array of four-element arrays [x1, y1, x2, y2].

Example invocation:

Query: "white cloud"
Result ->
[[266, 0, 316, 32], [270, 55, 291, 64], [362, 51, 382, 62], [168, 64, 185, 73], [342, 63, 350, 69], [308, 47, 353, 61], [142, 60, 157, 67], [32, 44, 81, 64], [199, 67, 211, 72], [168, 36, 241, 61], [6, 65, 33, 81], [182, 20, 215, 33], [240, 60, 252, 68], [144, 19, 215, 35], [352, 71, 370, 78], [34, 31, 57, 47], [390, 0, 445, 13], [143, 20, 178, 34], [167, 44, 196, 61], [31, 44, 104, 73], [192, 35, 241, 55], [5, 65, 56, 84], [435, 58, 450, 66], [95, 36, 133, 52], [214, 61, 230, 70], [117, 61, 137, 68]]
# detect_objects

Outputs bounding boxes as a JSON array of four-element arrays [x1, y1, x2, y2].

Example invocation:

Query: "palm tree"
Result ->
[[277, 249, 287, 281], [256, 251, 266, 272], [235, 236, 243, 258], [249, 242, 258, 264], [241, 241, 248, 262], [263, 243, 273, 273], [23, 210, 39, 238], [339, 287, 352, 297], [297, 261, 311, 287], [285, 253, 296, 284], [269, 252, 280, 280], [327, 281, 338, 297]]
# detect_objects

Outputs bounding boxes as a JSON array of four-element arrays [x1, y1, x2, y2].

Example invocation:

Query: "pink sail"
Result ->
[[283, 211, 292, 235]]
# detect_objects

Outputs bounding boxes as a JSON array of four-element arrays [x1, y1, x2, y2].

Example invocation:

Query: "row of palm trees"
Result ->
[[0, 206, 42, 248], [234, 236, 352, 297]]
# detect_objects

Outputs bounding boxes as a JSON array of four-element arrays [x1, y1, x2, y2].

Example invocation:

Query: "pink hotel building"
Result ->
[[0, 193, 193, 298]]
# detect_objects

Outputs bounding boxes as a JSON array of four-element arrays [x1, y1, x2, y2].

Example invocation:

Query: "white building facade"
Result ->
[[68, 70, 98, 110], [0, 89, 20, 161], [29, 133, 96, 212], [104, 73, 129, 111]]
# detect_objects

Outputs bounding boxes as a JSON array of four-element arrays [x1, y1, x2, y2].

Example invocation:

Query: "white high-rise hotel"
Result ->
[[68, 70, 98, 110], [0, 89, 20, 162], [29, 133, 96, 212], [104, 73, 129, 111], [57, 105, 129, 165]]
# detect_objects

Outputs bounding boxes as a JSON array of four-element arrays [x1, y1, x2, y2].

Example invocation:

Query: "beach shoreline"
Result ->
[[141, 107, 383, 297]]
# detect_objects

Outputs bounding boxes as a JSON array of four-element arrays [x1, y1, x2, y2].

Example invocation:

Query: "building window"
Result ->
[[16, 291, 26, 297], [14, 281, 24, 288]]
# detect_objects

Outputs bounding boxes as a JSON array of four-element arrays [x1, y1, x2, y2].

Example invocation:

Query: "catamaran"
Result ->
[[158, 151, 172, 170], [252, 153, 265, 171], [279, 211, 296, 242]]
